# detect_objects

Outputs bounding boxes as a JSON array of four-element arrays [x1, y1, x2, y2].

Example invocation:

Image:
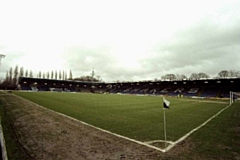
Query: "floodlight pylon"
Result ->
[[0, 54, 6, 66]]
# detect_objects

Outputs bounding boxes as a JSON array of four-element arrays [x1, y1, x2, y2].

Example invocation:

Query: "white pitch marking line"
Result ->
[[164, 104, 231, 152], [145, 140, 174, 145], [13, 94, 167, 153], [13, 93, 231, 153], [54, 111, 168, 153]]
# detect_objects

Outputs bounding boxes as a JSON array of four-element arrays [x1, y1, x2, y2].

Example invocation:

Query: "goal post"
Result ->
[[230, 91, 240, 105]]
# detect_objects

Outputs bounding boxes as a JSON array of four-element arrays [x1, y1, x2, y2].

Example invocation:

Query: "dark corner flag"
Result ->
[[163, 97, 170, 109]]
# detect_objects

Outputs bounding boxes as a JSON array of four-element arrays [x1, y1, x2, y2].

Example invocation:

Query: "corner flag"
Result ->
[[162, 97, 170, 148], [163, 97, 170, 109]]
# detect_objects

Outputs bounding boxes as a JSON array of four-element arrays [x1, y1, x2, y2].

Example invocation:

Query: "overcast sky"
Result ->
[[0, 0, 240, 82]]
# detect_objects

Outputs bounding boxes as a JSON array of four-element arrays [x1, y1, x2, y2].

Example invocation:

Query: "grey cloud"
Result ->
[[63, 45, 162, 82], [64, 13, 240, 83], [149, 15, 240, 78], [63, 45, 119, 78]]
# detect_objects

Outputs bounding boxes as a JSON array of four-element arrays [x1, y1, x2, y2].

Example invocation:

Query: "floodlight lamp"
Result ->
[[0, 54, 5, 58]]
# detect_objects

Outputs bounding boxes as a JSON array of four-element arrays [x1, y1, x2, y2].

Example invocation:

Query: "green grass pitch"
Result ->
[[14, 92, 228, 143]]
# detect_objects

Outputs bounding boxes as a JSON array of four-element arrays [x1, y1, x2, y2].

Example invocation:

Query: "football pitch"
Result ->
[[14, 92, 229, 150]]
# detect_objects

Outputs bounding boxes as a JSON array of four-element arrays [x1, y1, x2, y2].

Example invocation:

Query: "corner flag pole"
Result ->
[[163, 97, 170, 148], [163, 102, 167, 148]]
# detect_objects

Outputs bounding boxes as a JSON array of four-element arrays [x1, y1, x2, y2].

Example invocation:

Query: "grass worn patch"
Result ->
[[0, 92, 30, 160]]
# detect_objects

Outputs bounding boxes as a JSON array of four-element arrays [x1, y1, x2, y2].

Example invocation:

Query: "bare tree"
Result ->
[[25, 69, 29, 77], [19, 67, 24, 77], [59, 70, 62, 80], [176, 74, 187, 80], [189, 72, 210, 80], [236, 71, 240, 77], [62, 70, 65, 80], [161, 75, 166, 81], [9, 67, 13, 86], [218, 70, 229, 78], [55, 70, 58, 79], [198, 72, 210, 79], [51, 70, 54, 79], [65, 72, 67, 80], [29, 70, 33, 78], [69, 70, 73, 80], [162, 74, 176, 81], [189, 73, 199, 80], [38, 71, 42, 78], [13, 65, 19, 86], [229, 70, 239, 77], [46, 71, 50, 79]]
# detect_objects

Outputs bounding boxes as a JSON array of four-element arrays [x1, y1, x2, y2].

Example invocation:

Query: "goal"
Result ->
[[230, 91, 240, 105]]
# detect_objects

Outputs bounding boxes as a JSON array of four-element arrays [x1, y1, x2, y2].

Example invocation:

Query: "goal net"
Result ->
[[230, 91, 240, 105]]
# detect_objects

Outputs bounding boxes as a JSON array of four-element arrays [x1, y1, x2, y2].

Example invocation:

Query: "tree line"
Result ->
[[0, 65, 74, 88], [1, 65, 239, 88], [0, 65, 103, 88], [160, 70, 240, 81]]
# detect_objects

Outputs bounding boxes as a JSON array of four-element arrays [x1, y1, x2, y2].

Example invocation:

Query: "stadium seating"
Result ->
[[200, 87, 219, 97], [21, 86, 32, 91], [38, 86, 50, 91], [17, 77, 240, 99], [184, 88, 200, 97]]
